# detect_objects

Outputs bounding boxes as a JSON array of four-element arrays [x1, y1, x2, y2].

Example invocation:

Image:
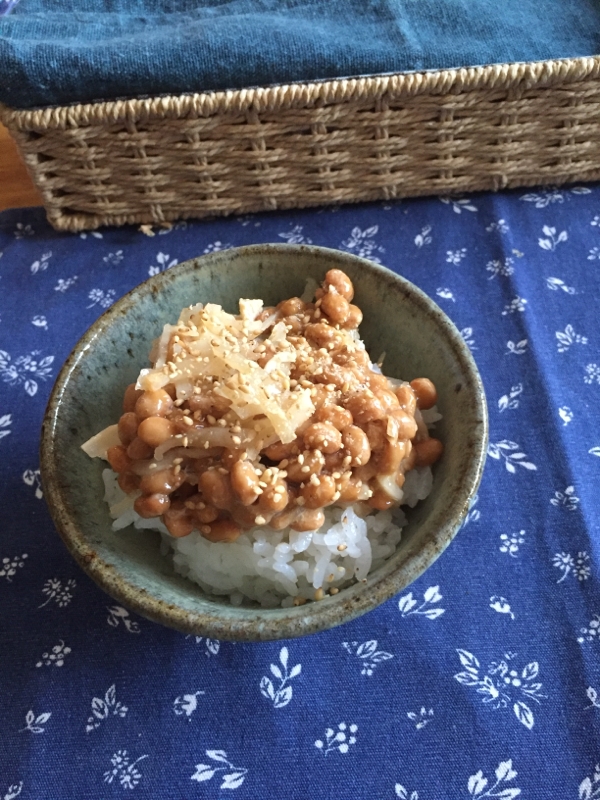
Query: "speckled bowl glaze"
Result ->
[[41, 244, 487, 641]]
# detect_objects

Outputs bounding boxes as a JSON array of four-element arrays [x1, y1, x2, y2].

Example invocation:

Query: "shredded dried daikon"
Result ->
[[132, 299, 314, 449]]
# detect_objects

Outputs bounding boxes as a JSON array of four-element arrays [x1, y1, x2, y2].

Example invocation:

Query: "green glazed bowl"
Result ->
[[41, 244, 488, 641]]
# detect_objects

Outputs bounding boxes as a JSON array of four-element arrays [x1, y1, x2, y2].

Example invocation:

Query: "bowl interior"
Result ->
[[42, 244, 487, 640]]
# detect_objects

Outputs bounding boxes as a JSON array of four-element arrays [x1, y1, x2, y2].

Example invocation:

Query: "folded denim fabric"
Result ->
[[1, 0, 599, 110]]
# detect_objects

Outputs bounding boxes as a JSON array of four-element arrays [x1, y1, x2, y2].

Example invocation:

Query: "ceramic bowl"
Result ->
[[41, 244, 488, 641]]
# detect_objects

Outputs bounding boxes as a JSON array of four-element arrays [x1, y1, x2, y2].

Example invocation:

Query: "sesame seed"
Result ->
[[293, 597, 307, 606], [332, 491, 341, 501], [232, 435, 242, 445], [174, 398, 184, 407], [301, 465, 311, 473], [182, 437, 189, 447], [314, 588, 324, 601], [172, 458, 183, 465], [310, 473, 320, 486], [332, 471, 341, 479], [329, 587, 339, 595], [279, 459, 289, 468], [149, 463, 157, 470], [196, 501, 206, 509], [218, 467, 228, 475], [327, 573, 335, 582], [297, 454, 305, 465], [337, 544, 347, 552], [296, 496, 306, 506], [258, 481, 268, 488], [173, 465, 181, 475], [182, 416, 193, 426], [217, 419, 227, 427], [207, 415, 216, 425], [255, 515, 266, 525]]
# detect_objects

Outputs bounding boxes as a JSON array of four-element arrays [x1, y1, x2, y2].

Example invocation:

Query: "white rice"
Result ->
[[102, 463, 435, 608]]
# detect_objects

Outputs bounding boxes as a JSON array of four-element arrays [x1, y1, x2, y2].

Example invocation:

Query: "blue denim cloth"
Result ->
[[1, 0, 600, 108], [1, 186, 600, 798]]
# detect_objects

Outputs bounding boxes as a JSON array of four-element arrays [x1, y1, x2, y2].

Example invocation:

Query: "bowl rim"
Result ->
[[41, 243, 488, 641]]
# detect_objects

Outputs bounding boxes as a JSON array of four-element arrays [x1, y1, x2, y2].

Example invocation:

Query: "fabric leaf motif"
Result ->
[[468, 771, 488, 795], [506, 339, 528, 355], [86, 684, 128, 732], [0, 414, 11, 439], [260, 647, 301, 708], [259, 676, 275, 702], [466, 760, 521, 798], [191, 751, 247, 790], [106, 606, 140, 633], [0, 350, 54, 396], [398, 586, 445, 618], [546, 276, 576, 294], [20, 709, 51, 734], [221, 772, 247, 790], [513, 701, 534, 729], [342, 640, 394, 676], [454, 650, 546, 727], [498, 385, 523, 412], [538, 225, 568, 251], [585, 687, 600, 709], [488, 441, 536, 472], [191, 765, 215, 782]]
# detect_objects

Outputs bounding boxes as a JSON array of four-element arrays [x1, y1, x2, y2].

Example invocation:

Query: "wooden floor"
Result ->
[[0, 123, 43, 210]]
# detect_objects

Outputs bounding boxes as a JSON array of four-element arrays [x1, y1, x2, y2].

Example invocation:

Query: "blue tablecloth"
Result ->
[[1, 188, 599, 799]]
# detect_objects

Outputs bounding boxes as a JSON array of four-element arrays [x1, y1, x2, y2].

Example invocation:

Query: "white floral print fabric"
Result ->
[[0, 184, 598, 797]]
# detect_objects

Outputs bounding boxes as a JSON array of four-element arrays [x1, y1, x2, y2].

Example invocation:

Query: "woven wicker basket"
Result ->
[[2, 55, 600, 231]]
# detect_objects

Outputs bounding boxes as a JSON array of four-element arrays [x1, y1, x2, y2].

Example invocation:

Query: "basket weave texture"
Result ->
[[2, 56, 600, 231]]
